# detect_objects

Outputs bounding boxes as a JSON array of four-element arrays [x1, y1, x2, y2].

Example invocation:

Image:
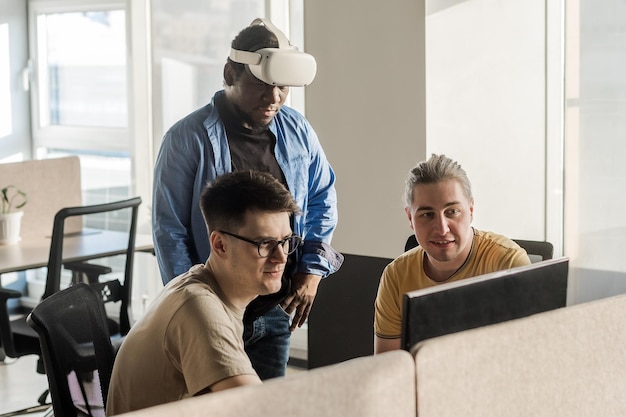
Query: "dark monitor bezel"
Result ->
[[401, 257, 569, 351]]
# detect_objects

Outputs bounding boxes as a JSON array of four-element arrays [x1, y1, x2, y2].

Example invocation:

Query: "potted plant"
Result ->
[[0, 185, 28, 245]]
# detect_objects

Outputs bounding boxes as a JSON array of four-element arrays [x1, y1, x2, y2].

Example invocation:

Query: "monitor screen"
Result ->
[[401, 257, 569, 351]]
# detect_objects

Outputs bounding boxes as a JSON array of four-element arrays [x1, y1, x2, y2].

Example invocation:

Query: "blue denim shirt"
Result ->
[[153, 91, 342, 284]]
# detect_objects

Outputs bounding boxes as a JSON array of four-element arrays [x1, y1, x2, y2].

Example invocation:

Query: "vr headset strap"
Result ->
[[249, 18, 291, 49], [229, 18, 297, 65], [229, 49, 262, 65]]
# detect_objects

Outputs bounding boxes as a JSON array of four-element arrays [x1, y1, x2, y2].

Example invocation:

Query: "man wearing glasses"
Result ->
[[107, 171, 302, 415]]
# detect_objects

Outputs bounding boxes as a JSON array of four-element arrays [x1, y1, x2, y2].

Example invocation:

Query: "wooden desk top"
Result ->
[[0, 230, 154, 275]]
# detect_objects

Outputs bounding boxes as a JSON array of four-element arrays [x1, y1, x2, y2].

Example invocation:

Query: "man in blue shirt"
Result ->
[[152, 18, 343, 379]]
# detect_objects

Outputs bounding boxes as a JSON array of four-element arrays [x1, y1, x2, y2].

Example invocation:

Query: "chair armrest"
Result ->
[[64, 261, 113, 284], [0, 288, 24, 358], [0, 288, 23, 302]]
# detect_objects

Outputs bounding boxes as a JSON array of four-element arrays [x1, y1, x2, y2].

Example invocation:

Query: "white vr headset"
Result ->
[[229, 18, 317, 87]]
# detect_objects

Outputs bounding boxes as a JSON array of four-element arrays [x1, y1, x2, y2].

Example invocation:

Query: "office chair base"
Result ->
[[0, 388, 50, 417], [0, 404, 51, 417]]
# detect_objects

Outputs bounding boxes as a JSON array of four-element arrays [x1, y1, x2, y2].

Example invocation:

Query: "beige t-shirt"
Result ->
[[374, 229, 531, 339], [106, 264, 257, 416]]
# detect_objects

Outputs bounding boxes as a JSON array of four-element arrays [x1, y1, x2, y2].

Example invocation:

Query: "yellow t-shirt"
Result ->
[[374, 229, 531, 338]]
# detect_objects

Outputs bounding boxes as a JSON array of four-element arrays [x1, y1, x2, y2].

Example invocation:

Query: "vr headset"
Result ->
[[229, 18, 317, 87]]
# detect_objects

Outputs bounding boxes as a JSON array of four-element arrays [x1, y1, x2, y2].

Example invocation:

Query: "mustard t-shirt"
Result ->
[[374, 229, 531, 339]]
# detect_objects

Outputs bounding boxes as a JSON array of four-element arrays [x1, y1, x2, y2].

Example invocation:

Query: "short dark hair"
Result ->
[[227, 24, 279, 76], [200, 170, 300, 232], [404, 154, 473, 207]]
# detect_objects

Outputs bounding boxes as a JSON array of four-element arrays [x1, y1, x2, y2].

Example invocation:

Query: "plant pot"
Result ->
[[0, 211, 24, 245]]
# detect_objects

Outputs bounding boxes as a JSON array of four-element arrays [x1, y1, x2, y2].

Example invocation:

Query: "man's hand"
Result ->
[[281, 273, 322, 331]]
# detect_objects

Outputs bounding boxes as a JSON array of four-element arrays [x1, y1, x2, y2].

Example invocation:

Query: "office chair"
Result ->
[[403, 235, 553, 263], [27, 283, 115, 417], [43, 196, 142, 335], [0, 197, 141, 416]]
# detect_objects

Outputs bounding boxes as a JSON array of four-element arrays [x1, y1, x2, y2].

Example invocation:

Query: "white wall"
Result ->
[[425, 0, 548, 243], [304, 0, 427, 259]]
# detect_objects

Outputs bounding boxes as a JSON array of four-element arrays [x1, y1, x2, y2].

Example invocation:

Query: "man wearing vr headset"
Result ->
[[152, 19, 343, 380]]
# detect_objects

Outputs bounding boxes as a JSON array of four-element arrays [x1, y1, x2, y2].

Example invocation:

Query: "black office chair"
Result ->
[[404, 235, 553, 263], [27, 283, 116, 417], [42, 196, 142, 335], [0, 197, 141, 416]]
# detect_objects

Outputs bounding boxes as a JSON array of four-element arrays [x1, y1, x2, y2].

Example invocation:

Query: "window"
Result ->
[[36, 10, 127, 129], [0, 23, 11, 139], [29, 1, 129, 154], [28, 0, 133, 213]]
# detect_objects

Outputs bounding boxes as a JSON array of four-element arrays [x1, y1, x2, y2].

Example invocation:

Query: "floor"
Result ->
[[0, 353, 305, 417], [0, 355, 50, 417]]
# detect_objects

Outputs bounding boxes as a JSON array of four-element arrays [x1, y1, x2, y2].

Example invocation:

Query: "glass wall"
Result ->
[[564, 0, 626, 303]]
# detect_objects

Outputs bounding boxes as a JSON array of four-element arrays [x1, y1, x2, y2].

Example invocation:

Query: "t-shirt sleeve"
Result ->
[[164, 294, 256, 396], [374, 264, 403, 339], [500, 245, 532, 269]]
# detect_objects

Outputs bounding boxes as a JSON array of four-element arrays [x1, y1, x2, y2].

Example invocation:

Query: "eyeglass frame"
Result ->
[[219, 230, 303, 258]]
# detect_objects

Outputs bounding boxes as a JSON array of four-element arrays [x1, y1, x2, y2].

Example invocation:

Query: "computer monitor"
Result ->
[[400, 257, 569, 351]]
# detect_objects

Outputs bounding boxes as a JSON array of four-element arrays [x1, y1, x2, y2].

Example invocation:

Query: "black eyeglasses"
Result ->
[[219, 231, 302, 258]]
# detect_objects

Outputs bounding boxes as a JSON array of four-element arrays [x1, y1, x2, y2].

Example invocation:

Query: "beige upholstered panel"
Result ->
[[413, 294, 626, 417], [0, 157, 82, 239], [117, 350, 416, 417]]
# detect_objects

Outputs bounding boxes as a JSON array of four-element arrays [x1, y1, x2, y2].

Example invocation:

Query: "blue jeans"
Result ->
[[243, 305, 291, 380]]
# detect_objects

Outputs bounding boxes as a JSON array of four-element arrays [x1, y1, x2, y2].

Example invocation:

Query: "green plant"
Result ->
[[1, 185, 28, 214]]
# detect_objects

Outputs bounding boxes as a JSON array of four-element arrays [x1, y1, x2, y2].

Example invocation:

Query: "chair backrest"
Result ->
[[43, 196, 142, 335], [404, 235, 553, 264], [308, 253, 393, 368], [404, 235, 418, 252], [27, 283, 116, 417], [512, 239, 553, 262]]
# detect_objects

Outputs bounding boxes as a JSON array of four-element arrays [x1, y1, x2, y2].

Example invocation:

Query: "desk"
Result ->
[[0, 230, 154, 275], [0, 230, 154, 361]]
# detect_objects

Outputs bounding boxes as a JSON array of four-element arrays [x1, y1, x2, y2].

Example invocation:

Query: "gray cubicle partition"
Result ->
[[307, 253, 393, 369]]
